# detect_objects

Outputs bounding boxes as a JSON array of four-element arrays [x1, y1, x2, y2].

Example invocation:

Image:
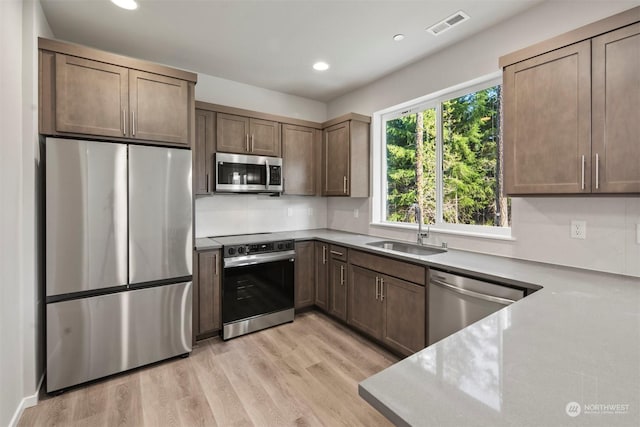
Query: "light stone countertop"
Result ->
[[196, 228, 640, 426]]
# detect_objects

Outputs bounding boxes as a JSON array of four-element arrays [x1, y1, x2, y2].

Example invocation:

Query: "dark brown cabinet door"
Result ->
[[329, 260, 347, 321], [314, 242, 329, 311], [380, 275, 425, 356], [129, 70, 190, 145], [282, 124, 317, 195], [294, 241, 315, 309], [322, 122, 350, 196], [196, 250, 221, 339], [503, 40, 591, 195], [194, 109, 215, 194], [592, 23, 640, 193], [249, 118, 281, 157], [347, 265, 382, 339], [55, 54, 128, 138], [216, 113, 250, 154]]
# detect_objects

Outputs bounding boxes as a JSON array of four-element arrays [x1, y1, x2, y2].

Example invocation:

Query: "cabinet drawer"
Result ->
[[349, 250, 425, 286], [329, 244, 348, 262]]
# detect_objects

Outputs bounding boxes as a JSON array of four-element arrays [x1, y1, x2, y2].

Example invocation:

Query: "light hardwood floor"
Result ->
[[19, 311, 398, 426]]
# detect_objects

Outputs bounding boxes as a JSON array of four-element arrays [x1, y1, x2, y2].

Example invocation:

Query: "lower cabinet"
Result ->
[[329, 260, 348, 321], [348, 256, 426, 357], [194, 249, 221, 341], [348, 265, 383, 338], [294, 241, 315, 309], [315, 242, 329, 310]]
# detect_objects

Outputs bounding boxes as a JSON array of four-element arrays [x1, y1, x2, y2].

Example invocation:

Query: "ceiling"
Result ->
[[40, 0, 544, 102]]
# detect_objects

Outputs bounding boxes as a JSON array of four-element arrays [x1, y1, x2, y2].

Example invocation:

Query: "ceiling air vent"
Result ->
[[426, 10, 470, 36]]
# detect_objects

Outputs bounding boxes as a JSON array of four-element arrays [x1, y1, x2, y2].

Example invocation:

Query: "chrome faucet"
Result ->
[[413, 203, 429, 245]]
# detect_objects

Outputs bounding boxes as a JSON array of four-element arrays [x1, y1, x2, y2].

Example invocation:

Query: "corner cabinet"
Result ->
[[294, 241, 316, 309], [39, 38, 196, 147], [193, 249, 221, 341], [321, 115, 370, 197], [216, 113, 281, 157], [501, 8, 640, 195], [282, 124, 320, 195], [315, 242, 329, 311]]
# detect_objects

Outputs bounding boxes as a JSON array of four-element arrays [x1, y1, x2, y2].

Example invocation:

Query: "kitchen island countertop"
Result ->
[[196, 228, 640, 426]]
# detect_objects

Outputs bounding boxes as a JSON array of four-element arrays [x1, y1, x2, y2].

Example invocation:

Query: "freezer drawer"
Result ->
[[46, 282, 192, 392]]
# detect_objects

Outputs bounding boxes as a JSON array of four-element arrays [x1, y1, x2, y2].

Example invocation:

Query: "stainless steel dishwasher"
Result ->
[[428, 270, 526, 345]]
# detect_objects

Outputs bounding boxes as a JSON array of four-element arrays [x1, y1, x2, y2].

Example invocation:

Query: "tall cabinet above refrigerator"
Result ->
[[45, 137, 193, 393]]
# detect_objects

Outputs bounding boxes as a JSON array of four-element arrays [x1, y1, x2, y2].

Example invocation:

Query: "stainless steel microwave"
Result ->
[[215, 152, 283, 194]]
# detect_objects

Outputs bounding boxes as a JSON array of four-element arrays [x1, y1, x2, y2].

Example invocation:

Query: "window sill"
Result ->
[[370, 221, 515, 242]]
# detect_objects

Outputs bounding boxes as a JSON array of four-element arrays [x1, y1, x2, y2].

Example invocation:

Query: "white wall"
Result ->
[[326, 0, 640, 278], [196, 73, 327, 122], [1, 1, 26, 425], [1, 1, 52, 426]]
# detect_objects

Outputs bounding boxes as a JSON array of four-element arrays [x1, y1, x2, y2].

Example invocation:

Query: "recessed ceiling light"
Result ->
[[313, 61, 330, 71], [111, 0, 138, 10], [393, 34, 405, 42]]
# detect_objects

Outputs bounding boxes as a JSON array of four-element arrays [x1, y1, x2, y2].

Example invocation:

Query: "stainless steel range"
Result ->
[[221, 236, 295, 340]]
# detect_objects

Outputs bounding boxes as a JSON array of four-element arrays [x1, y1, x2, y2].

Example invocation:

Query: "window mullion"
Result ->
[[435, 102, 444, 226]]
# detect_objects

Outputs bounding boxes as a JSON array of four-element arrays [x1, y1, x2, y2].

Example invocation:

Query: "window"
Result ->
[[379, 77, 510, 237]]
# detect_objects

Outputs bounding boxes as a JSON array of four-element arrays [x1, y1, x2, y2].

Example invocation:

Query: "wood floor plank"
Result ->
[[19, 310, 398, 427]]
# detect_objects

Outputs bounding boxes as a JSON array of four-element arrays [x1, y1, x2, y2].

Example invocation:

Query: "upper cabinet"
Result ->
[[282, 124, 320, 195], [194, 109, 216, 195], [39, 38, 196, 147], [501, 7, 640, 195], [217, 113, 281, 157], [321, 115, 370, 197], [591, 23, 640, 193]]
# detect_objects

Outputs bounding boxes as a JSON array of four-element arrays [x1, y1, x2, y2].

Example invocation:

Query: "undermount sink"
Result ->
[[366, 240, 446, 256]]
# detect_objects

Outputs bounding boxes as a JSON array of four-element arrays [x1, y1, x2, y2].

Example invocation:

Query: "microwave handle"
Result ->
[[265, 159, 270, 190]]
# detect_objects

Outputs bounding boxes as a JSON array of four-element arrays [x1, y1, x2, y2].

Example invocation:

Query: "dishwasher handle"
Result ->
[[430, 278, 517, 306]]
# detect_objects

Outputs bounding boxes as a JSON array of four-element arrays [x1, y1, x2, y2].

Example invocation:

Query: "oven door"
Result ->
[[222, 251, 295, 339]]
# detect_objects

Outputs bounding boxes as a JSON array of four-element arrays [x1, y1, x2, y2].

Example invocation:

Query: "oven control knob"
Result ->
[[238, 246, 245, 254], [278, 243, 284, 250], [286, 242, 293, 250], [228, 247, 236, 256]]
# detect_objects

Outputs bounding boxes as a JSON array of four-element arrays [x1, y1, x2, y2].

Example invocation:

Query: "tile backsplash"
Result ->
[[195, 194, 327, 237]]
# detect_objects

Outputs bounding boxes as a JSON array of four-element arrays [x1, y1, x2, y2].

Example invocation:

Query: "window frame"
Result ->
[[372, 72, 512, 239]]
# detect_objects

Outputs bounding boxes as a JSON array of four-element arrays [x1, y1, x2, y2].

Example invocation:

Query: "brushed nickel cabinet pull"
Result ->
[[595, 153, 599, 190], [322, 245, 327, 264], [581, 155, 585, 190], [330, 250, 344, 257], [132, 111, 136, 136], [375, 276, 379, 300], [343, 176, 347, 194], [246, 134, 250, 152], [380, 278, 385, 302], [340, 265, 345, 285], [123, 109, 127, 135], [251, 134, 254, 152]]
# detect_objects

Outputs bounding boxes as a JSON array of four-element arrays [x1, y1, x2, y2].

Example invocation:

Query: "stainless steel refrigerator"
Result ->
[[45, 137, 193, 392]]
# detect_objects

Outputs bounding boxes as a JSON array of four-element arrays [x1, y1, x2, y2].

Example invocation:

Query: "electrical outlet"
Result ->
[[353, 208, 359, 218], [571, 220, 586, 239], [287, 207, 293, 217]]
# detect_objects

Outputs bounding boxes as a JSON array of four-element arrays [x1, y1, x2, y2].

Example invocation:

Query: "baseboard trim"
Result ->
[[8, 374, 43, 427]]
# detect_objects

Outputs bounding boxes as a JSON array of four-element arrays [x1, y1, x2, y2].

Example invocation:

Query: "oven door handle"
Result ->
[[224, 250, 296, 268]]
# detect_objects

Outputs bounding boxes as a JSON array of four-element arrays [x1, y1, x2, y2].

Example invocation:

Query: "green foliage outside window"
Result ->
[[385, 85, 509, 227]]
